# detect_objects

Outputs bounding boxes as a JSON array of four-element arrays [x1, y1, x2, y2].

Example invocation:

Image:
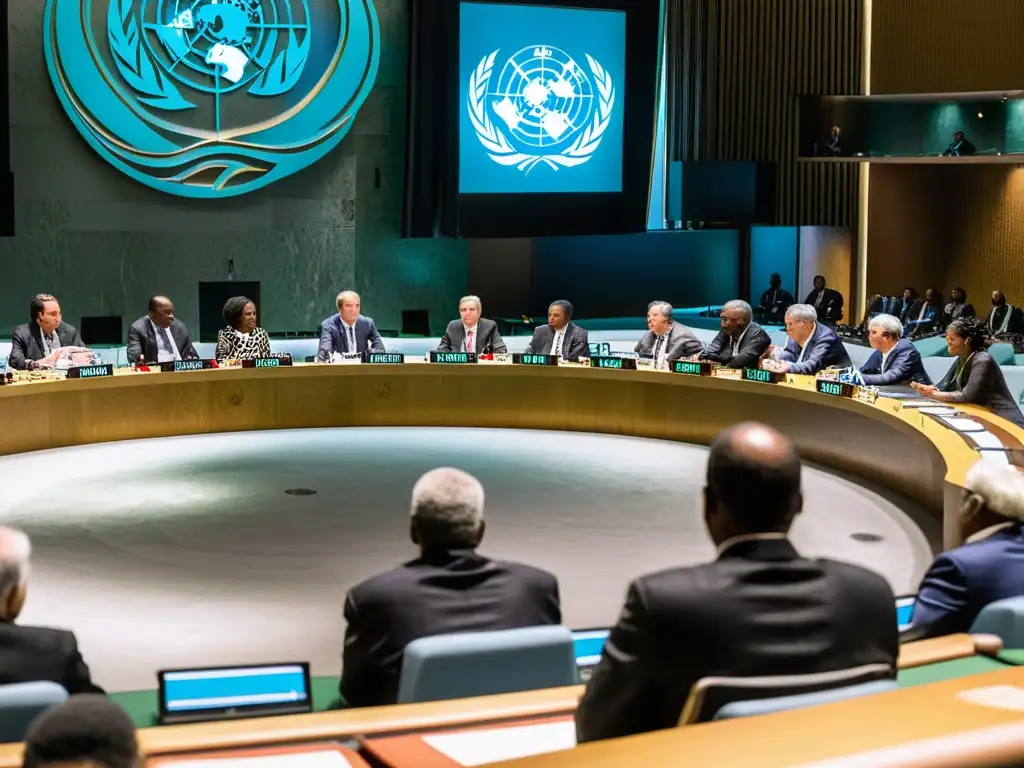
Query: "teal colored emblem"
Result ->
[[43, 0, 379, 197]]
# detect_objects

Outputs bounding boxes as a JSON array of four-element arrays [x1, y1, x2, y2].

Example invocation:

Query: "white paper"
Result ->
[[423, 721, 576, 767], [967, 431, 1005, 449], [979, 451, 1012, 465], [158, 751, 351, 768], [957, 685, 1024, 712], [900, 400, 942, 408], [939, 417, 985, 432], [917, 407, 959, 416]]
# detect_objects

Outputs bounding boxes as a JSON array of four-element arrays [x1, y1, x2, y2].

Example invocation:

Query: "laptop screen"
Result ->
[[159, 663, 311, 719]]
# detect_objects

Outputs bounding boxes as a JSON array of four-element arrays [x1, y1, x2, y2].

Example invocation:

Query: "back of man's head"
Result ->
[[410, 468, 486, 551], [704, 422, 802, 543], [0, 527, 30, 621], [964, 461, 1024, 525], [22, 696, 139, 768]]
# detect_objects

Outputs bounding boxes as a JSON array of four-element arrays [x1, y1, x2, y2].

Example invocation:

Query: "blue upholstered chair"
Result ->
[[989, 343, 1017, 366], [678, 663, 896, 724], [970, 596, 1024, 648], [0, 681, 68, 743], [396, 626, 578, 704]]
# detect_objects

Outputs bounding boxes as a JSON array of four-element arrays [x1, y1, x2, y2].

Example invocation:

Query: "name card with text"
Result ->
[[513, 353, 559, 366], [430, 352, 477, 364], [589, 356, 638, 370], [161, 359, 216, 372], [366, 352, 405, 365], [241, 357, 293, 368], [67, 364, 114, 379], [742, 368, 785, 384], [672, 360, 712, 376]]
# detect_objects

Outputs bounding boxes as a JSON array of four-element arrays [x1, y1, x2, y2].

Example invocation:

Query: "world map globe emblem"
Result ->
[[489, 45, 595, 150]]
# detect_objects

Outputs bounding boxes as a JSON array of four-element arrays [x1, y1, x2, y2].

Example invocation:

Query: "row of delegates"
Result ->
[[8, 294, 93, 370]]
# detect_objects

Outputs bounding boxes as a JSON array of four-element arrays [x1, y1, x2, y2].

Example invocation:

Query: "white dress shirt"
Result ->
[[880, 347, 893, 372], [796, 323, 817, 363], [463, 324, 478, 353], [149, 318, 181, 362], [550, 327, 566, 357], [341, 318, 358, 353], [730, 324, 750, 357], [716, 532, 788, 557]]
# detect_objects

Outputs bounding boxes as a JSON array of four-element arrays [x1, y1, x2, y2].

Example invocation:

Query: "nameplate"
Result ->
[[590, 356, 638, 370], [366, 352, 404, 365], [161, 359, 216, 372], [672, 360, 712, 376], [742, 368, 785, 384], [430, 352, 477, 364], [816, 379, 855, 398], [587, 342, 611, 357], [241, 357, 293, 368], [513, 353, 558, 366], [67, 364, 113, 379]]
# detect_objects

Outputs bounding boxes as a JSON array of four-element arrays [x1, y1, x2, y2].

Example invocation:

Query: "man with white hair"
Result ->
[[339, 468, 561, 707], [701, 300, 771, 369], [0, 527, 103, 693], [316, 290, 386, 362], [437, 295, 507, 354], [765, 303, 851, 375], [634, 301, 703, 369], [906, 461, 1024, 639], [859, 313, 931, 386]]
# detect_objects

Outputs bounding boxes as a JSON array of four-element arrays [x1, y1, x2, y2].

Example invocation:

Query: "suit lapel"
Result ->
[[452, 324, 466, 353]]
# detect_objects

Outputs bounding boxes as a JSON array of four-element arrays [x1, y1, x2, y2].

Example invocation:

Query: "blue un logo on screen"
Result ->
[[460, 3, 626, 195]]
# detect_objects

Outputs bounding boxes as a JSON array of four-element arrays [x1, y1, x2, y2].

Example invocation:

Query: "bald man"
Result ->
[[0, 527, 104, 693], [576, 423, 898, 742]]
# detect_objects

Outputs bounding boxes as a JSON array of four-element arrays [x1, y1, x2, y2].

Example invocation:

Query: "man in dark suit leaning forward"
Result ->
[[701, 299, 772, 369], [634, 301, 703, 369], [576, 422, 898, 742], [859, 313, 932, 386], [437, 295, 507, 354], [340, 468, 561, 707], [126, 295, 198, 364], [765, 303, 852, 375], [318, 290, 385, 362], [525, 300, 589, 362]]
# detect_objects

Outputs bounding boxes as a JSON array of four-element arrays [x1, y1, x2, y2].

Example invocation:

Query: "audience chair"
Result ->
[[970, 596, 1024, 648], [0, 682, 68, 742], [678, 663, 895, 724], [396, 626, 578, 704]]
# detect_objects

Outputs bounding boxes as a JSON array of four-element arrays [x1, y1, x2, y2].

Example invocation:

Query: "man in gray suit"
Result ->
[[437, 295, 507, 354], [525, 300, 589, 361], [126, 295, 199, 364], [8, 294, 91, 370], [635, 301, 703, 369]]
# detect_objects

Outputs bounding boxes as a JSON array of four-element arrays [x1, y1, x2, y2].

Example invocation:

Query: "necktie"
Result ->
[[161, 327, 177, 360], [815, 291, 824, 307], [466, 329, 474, 353], [554, 330, 564, 356], [348, 326, 356, 352], [652, 336, 664, 368]]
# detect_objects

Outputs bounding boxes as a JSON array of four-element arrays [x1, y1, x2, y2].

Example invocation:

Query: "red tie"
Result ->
[[466, 329, 474, 353]]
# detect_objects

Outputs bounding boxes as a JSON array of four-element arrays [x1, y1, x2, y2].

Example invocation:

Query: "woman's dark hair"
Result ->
[[30, 294, 57, 323], [223, 296, 254, 330], [948, 316, 993, 351]]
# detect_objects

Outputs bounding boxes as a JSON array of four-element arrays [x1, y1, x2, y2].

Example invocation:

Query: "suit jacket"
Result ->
[[340, 549, 561, 707], [701, 323, 771, 369], [986, 305, 1024, 336], [524, 322, 589, 362], [937, 349, 1024, 427], [759, 288, 795, 324], [0, 622, 104, 694], [779, 322, 852, 375], [317, 313, 385, 360], [944, 302, 976, 325], [804, 288, 844, 324], [908, 522, 1024, 639], [895, 298, 920, 325], [903, 303, 941, 337], [8, 322, 84, 370], [859, 338, 932, 386], [437, 318, 507, 354], [575, 538, 897, 743], [634, 323, 703, 364], [126, 317, 198, 364]]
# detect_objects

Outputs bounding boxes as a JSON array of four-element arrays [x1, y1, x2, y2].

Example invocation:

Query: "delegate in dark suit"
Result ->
[[8, 322, 84, 371], [340, 549, 561, 707], [0, 623, 104, 694], [437, 318, 507, 354], [126, 318, 198, 364], [936, 349, 1024, 427], [634, 322, 703, 363], [525, 322, 590, 362], [701, 323, 771, 369], [317, 313, 385, 360], [804, 287, 844, 324], [859, 338, 931, 386], [779, 322, 852, 375]]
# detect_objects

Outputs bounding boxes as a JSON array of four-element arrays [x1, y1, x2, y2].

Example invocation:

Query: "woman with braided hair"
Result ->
[[912, 317, 1024, 427]]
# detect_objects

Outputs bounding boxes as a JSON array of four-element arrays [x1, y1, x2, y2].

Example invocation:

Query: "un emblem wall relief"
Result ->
[[43, 0, 380, 197]]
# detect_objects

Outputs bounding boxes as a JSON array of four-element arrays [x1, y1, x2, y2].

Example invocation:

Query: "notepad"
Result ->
[[939, 416, 985, 432], [158, 751, 351, 768], [900, 400, 941, 408], [423, 720, 576, 766], [979, 451, 1012, 465], [967, 431, 1004, 449], [916, 407, 959, 416], [957, 685, 1024, 712]]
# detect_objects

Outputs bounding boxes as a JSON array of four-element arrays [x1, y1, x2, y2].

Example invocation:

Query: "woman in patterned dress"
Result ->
[[216, 296, 272, 360]]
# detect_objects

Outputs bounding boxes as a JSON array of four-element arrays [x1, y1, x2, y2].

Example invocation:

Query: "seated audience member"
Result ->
[[9, 294, 91, 371], [758, 273, 795, 325], [700, 300, 771, 369], [912, 317, 1024, 427], [317, 290, 386, 361], [943, 130, 977, 157], [22, 696, 139, 768], [524, 300, 589, 362], [340, 468, 561, 707], [986, 290, 1024, 336], [575, 423, 898, 743], [215, 296, 271, 360], [634, 301, 702, 369], [126, 296, 198, 364], [904, 461, 1024, 640], [894, 288, 919, 325], [764, 304, 852, 375], [437, 295, 507, 355], [0, 527, 104, 694], [804, 275, 844, 325], [945, 287, 976, 325], [903, 288, 943, 339], [859, 314, 931, 387]]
